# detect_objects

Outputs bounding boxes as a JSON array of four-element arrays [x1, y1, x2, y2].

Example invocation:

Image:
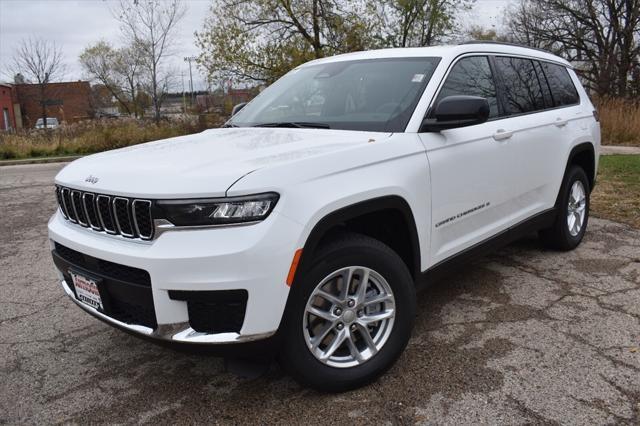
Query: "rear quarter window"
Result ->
[[540, 62, 580, 107], [494, 56, 546, 115]]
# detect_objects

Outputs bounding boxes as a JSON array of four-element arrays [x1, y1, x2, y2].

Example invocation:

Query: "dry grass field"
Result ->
[[0, 115, 224, 160], [597, 98, 640, 147]]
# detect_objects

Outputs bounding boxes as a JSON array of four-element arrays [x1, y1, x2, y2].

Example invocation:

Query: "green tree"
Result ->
[[372, 0, 475, 47], [195, 0, 377, 84], [467, 25, 505, 42]]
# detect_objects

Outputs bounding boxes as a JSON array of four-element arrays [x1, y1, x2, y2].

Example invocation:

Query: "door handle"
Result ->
[[493, 129, 513, 141], [554, 118, 568, 127]]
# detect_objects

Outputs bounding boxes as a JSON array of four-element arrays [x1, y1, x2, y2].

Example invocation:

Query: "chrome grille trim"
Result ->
[[55, 186, 153, 241], [82, 193, 102, 231], [112, 197, 135, 238], [61, 188, 77, 223], [55, 187, 68, 219], [96, 194, 117, 234], [132, 199, 154, 240], [71, 190, 89, 227]]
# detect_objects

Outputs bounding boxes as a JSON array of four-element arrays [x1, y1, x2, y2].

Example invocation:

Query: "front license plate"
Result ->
[[70, 271, 103, 310]]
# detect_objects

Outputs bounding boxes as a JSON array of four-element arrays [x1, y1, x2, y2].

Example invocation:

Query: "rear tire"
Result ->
[[279, 233, 415, 392], [539, 165, 590, 250]]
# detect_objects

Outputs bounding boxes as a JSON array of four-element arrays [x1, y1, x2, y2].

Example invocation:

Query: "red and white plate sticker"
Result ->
[[70, 271, 103, 310]]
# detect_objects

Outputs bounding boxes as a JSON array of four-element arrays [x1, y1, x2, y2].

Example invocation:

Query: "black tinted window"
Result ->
[[495, 57, 546, 115], [436, 56, 499, 118], [541, 62, 580, 106], [534, 61, 554, 107]]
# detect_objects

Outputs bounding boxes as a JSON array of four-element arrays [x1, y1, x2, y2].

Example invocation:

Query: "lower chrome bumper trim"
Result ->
[[61, 280, 275, 344]]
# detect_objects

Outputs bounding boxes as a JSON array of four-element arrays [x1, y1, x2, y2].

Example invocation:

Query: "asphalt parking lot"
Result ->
[[1, 162, 639, 424]]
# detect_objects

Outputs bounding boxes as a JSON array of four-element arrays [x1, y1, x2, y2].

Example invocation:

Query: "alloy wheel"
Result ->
[[302, 266, 396, 368], [567, 180, 587, 237]]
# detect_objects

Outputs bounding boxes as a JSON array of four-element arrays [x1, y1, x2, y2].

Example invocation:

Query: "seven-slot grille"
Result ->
[[55, 186, 154, 240]]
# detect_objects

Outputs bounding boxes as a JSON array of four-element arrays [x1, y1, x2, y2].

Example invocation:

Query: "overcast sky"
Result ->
[[0, 0, 511, 91]]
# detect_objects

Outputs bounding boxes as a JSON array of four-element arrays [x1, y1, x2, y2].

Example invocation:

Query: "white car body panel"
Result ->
[[48, 43, 599, 344], [49, 208, 302, 335], [55, 128, 387, 198], [228, 132, 432, 269]]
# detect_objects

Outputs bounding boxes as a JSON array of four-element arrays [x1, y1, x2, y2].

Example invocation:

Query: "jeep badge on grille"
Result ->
[[85, 175, 99, 184]]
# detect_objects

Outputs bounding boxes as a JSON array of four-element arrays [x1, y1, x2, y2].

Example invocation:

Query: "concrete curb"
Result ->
[[0, 155, 82, 167]]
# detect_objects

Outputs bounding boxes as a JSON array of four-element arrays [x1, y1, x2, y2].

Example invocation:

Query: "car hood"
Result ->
[[55, 127, 390, 198]]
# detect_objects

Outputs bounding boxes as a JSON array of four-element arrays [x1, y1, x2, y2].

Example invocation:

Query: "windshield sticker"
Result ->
[[412, 74, 425, 83]]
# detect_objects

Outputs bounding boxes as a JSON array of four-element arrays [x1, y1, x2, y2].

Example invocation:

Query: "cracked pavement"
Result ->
[[1, 162, 639, 424]]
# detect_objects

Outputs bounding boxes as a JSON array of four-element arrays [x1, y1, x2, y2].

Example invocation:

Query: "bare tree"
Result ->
[[505, 0, 640, 98], [11, 37, 66, 128], [114, 0, 187, 121], [80, 41, 147, 118], [80, 41, 133, 116], [113, 45, 145, 117]]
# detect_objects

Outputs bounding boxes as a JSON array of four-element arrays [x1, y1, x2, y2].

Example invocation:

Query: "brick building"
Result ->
[[14, 81, 92, 128], [0, 84, 18, 130]]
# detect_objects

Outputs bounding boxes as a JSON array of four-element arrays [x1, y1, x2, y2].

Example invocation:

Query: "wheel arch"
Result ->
[[294, 195, 422, 283], [565, 142, 596, 192]]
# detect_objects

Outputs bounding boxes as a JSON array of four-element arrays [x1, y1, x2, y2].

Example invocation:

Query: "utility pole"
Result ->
[[183, 56, 196, 107], [181, 71, 186, 113]]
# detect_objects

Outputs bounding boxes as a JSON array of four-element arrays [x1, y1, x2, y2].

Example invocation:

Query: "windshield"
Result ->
[[230, 57, 441, 132]]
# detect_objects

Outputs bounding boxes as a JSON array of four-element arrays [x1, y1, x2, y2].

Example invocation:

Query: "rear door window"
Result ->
[[540, 62, 580, 107], [495, 57, 546, 115], [435, 56, 500, 118]]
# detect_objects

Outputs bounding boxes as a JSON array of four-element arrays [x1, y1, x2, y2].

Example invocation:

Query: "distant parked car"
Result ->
[[35, 117, 60, 129], [94, 111, 120, 119]]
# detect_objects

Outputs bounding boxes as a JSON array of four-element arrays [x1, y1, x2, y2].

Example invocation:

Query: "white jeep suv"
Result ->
[[49, 42, 600, 391]]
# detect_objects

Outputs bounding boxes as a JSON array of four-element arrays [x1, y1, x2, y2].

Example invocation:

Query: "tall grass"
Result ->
[[596, 98, 640, 147], [0, 115, 225, 160]]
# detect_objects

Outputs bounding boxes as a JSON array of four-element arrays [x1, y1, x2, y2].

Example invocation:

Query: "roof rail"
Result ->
[[459, 40, 553, 55]]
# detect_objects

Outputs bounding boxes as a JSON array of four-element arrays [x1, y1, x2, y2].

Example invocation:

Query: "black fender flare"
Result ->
[[568, 142, 596, 184], [295, 195, 422, 282], [556, 142, 596, 208]]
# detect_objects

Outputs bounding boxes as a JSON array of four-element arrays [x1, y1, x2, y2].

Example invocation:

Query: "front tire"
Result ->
[[540, 165, 590, 250], [280, 233, 415, 392]]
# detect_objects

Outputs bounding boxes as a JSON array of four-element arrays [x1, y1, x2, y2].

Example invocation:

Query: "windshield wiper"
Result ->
[[253, 121, 331, 129]]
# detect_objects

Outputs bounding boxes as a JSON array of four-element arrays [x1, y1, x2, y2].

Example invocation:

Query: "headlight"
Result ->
[[155, 193, 279, 226]]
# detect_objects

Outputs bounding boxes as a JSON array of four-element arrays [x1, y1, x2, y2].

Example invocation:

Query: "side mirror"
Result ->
[[420, 95, 490, 132], [231, 102, 247, 117]]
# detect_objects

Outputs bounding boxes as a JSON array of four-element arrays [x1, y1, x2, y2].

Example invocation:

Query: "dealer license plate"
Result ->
[[70, 271, 103, 310]]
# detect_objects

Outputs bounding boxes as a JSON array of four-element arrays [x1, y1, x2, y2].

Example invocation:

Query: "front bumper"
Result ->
[[49, 208, 303, 344], [59, 279, 274, 344]]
